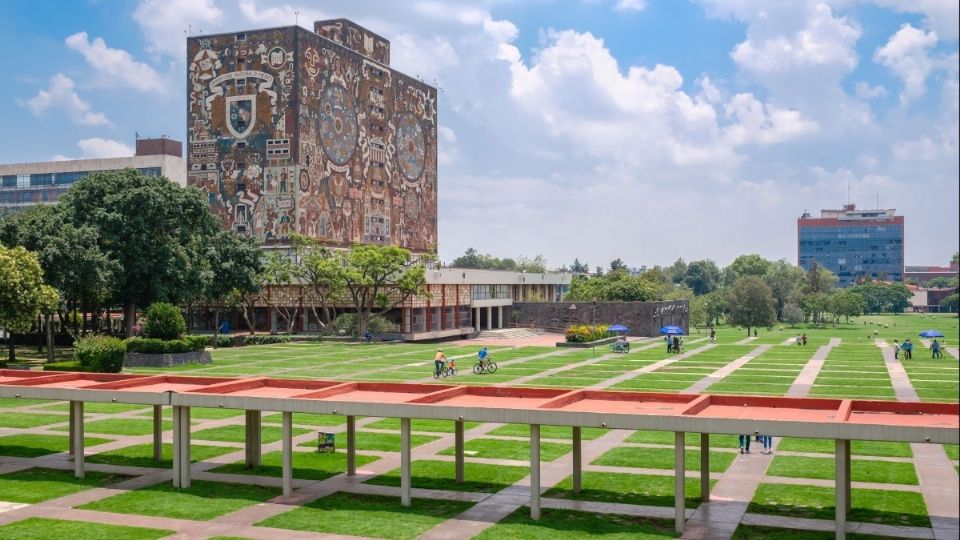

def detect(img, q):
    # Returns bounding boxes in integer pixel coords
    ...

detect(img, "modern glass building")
[797,204,904,286]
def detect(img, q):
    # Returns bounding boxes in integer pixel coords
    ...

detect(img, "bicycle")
[434,362,457,379]
[473,358,498,374]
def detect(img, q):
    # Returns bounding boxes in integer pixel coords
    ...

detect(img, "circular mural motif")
[395,113,426,181]
[318,85,358,166]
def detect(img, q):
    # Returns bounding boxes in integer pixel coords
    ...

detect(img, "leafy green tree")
[449,248,545,272]
[722,254,772,286]
[926,277,958,289]
[689,295,708,331]
[570,258,589,273]
[829,290,865,325]
[801,292,832,325]
[683,259,720,295]
[205,231,263,340]
[666,258,687,284]
[783,303,805,328]
[884,282,914,313]
[804,261,837,294]
[257,251,301,334]
[765,260,805,321]
[940,293,959,313]
[702,290,728,326]
[294,234,346,329]
[339,244,429,336]
[952,252,959,265]
[142,302,186,340]
[725,276,776,336]
[0,246,57,361]
[609,258,628,272]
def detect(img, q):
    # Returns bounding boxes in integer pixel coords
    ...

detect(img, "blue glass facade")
[0,167,166,213]
[798,219,904,286]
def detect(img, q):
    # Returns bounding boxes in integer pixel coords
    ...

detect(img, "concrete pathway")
[684,345,772,394]
[787,338,842,397]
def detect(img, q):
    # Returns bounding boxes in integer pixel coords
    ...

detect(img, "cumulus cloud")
[18,74,110,126]
[874,24,938,105]
[723,93,818,145]
[614,0,647,12]
[868,0,959,41]
[52,138,135,161]
[133,0,222,58]
[854,81,888,100]
[66,32,167,93]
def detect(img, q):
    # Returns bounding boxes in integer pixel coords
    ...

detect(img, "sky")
[1,0,957,269]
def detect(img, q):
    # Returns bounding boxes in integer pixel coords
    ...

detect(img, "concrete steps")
[475,328,544,339]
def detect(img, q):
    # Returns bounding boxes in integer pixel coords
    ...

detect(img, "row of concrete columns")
[65,402,855,538]
[473,306,504,332]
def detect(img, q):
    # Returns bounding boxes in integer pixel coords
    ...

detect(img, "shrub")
[124,336,207,354]
[74,335,126,373]
[44,360,90,372]
[565,324,612,343]
[142,302,186,340]
[333,313,358,336]
[366,315,397,333]
[243,335,291,346]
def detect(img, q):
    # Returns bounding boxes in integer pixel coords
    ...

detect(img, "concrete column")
[179,406,191,488]
[400,418,412,507]
[71,401,84,479]
[68,401,76,456]
[486,306,493,330]
[836,439,850,540]
[172,405,182,487]
[153,405,163,461]
[455,420,465,483]
[700,433,710,502]
[245,410,261,468]
[675,431,685,534]
[474,307,480,332]
[844,440,852,513]
[282,411,293,497]
[572,426,582,494]
[497,306,503,329]
[530,424,541,520]
[347,416,357,476]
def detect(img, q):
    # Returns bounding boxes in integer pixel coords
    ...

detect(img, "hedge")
[74,335,126,373]
[565,324,612,343]
[45,360,90,372]
[124,335,208,354]
[243,335,291,345]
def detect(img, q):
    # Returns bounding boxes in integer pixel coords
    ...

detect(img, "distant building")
[797,203,904,286]
[0,137,185,213]
[904,262,959,285]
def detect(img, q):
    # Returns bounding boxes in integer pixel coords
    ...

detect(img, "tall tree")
[294,234,346,328]
[765,259,805,321]
[570,258,589,273]
[725,276,776,336]
[683,259,721,295]
[829,289,865,325]
[258,251,302,334]
[666,258,688,285]
[804,261,837,294]
[0,246,57,361]
[340,244,430,335]
[205,231,263,340]
[609,258,628,272]
[722,254,772,286]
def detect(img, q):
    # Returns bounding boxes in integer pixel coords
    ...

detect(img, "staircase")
[475,328,545,340]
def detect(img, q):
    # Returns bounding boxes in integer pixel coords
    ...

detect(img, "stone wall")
[511,300,689,337]
[125,350,213,368]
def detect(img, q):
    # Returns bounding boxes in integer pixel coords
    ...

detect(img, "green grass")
[210,450,379,481]
[88,442,238,468]
[732,525,903,540]
[298,431,439,452]
[0,398,55,408]
[365,460,530,493]
[777,438,913,457]
[161,406,245,420]
[0,413,66,428]
[78,479,279,520]
[592,447,736,473]
[364,418,482,433]
[256,492,474,540]
[53,418,171,436]
[0,468,130,503]
[944,445,959,460]
[487,424,608,440]
[474,507,679,539]
[767,456,918,485]
[40,402,150,414]
[0,518,171,540]
[437,438,571,462]
[749,484,930,528]
[0,434,111,458]
[193,424,310,444]
[546,471,713,508]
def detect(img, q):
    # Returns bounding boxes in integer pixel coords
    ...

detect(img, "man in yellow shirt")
[434,350,448,377]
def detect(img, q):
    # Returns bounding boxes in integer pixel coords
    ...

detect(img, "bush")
[142,302,186,340]
[74,335,126,373]
[212,335,234,348]
[366,315,397,333]
[124,335,208,354]
[565,324,612,343]
[333,313,358,336]
[243,335,291,346]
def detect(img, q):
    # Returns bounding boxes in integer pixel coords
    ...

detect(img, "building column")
[71,401,84,479]
[530,424,541,520]
[486,306,493,330]
[282,411,293,497]
[700,433,710,502]
[347,416,357,476]
[245,410,261,468]
[172,405,181,487]
[675,431,685,534]
[497,306,503,329]
[474,307,480,332]
[572,426,582,494]
[455,420,465,483]
[153,405,163,462]
[400,418,412,507]
[68,401,76,456]
[179,406,191,488]
[836,439,850,540]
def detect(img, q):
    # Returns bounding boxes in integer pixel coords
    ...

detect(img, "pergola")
[2,369,957,539]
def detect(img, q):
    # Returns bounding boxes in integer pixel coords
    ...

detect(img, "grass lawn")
[777,438,912,458]
[0,468,130,503]
[363,418,482,433]
[0,434,111,458]
[0,518,170,540]
[732,524,902,540]
[297,431,439,452]
[592,447,735,473]
[53,418,172,436]
[365,460,530,493]
[88,442,238,468]
[767,456,918,485]
[943,445,958,460]
[255,492,474,540]
[161,406,246,420]
[0,413,66,429]
[437,438,571,462]
[193,424,310,444]
[473,507,679,539]
[487,424,608,440]
[546,471,712,508]
[41,402,150,414]
[749,484,930,528]
[0,398,54,408]
[78,479,279,520]
[209,450,379,481]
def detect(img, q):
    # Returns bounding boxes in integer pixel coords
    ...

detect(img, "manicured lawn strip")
[0,434,111,458]
[161,407,245,420]
[88,442,238,468]
[40,402,150,414]
[193,424,310,444]
[365,418,481,433]
[732,524,902,540]
[0,468,131,503]
[944,445,959,460]
[79,479,279,520]
[366,460,530,493]
[256,492,474,540]
[776,438,912,457]
[298,431,439,452]
[211,450,378,481]
[626,431,741,449]
[0,413,67,428]
[0,518,171,540]
[0,398,55,408]
[52,418,172,436]
[767,456,918,484]
[546,471,712,509]
[749,484,930,528]
[487,424,607,440]
[593,447,735,472]
[473,506,679,539]
[438,438,571,462]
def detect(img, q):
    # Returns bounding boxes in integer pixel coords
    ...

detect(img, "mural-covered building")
[186,19,437,252]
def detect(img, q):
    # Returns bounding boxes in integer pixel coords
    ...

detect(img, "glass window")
[1,175,16,187]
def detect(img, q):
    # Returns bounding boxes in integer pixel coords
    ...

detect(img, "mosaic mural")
[186,21,437,251]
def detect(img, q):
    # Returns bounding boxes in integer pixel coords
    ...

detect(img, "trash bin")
[317,432,335,453]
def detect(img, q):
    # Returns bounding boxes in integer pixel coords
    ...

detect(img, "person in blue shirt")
[931,339,942,359]
[478,346,490,367]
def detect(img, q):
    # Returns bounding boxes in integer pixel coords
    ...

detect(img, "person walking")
[931,339,942,359]
[905,339,914,360]
[893,339,900,360]
[757,434,773,454]
[738,434,751,454]
[801,334,808,346]
[665,334,672,353]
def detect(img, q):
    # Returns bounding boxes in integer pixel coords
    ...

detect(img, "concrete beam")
[675,431,685,534]
[347,415,356,476]
[700,433,710,502]
[572,426,582,494]
[455,420,464,483]
[400,417,411,507]
[282,411,293,497]
[71,401,84,479]
[531,424,541,520]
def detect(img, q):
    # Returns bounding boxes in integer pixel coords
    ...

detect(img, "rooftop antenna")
[184,24,192,37]
[847,180,851,206]
[294,10,300,27]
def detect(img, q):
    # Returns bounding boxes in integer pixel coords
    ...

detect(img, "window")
[1,175,16,188]
[236,33,246,41]
[137,167,163,177]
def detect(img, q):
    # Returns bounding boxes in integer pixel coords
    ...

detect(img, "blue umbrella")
[919,330,944,338]
[608,324,629,333]
[660,325,684,335]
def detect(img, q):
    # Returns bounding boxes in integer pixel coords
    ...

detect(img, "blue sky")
[1,0,957,268]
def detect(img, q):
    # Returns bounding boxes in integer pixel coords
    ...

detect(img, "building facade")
[904,262,958,285]
[797,204,905,287]
[0,138,185,214]
[186,19,438,251]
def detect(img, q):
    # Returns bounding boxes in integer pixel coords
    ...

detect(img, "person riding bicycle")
[477,346,490,368]
[434,350,448,377]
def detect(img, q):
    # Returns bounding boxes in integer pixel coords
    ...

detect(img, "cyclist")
[434,350,448,378]
[477,346,490,368]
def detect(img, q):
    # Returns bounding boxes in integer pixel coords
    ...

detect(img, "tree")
[800,292,832,325]
[204,231,263,341]
[0,246,56,361]
[804,261,837,295]
[295,235,347,329]
[783,303,804,328]
[609,258,628,272]
[340,244,429,336]
[722,254,772,286]
[952,252,959,265]
[689,295,707,332]
[683,259,720,295]
[257,251,302,334]
[449,248,545,272]
[570,258,589,273]
[940,293,959,313]
[666,258,687,285]
[829,290,865,325]
[702,290,728,327]
[725,276,776,336]
[765,260,805,321]
[926,276,959,289]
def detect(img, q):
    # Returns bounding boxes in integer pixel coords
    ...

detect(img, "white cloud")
[874,24,938,105]
[854,81,888,100]
[723,93,818,145]
[868,0,959,41]
[614,0,647,12]
[133,0,222,59]
[52,138,135,161]
[18,74,110,126]
[391,34,460,84]
[65,32,167,93]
